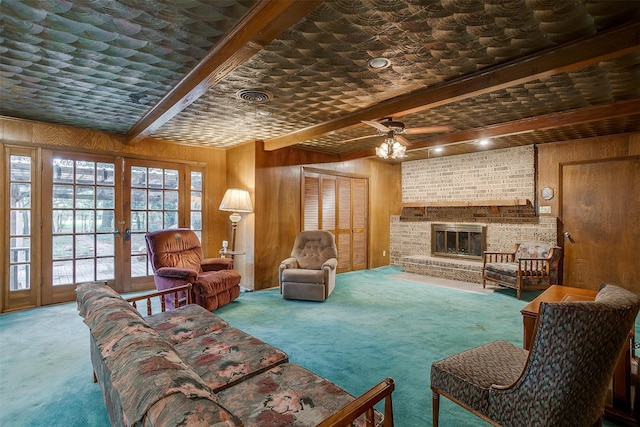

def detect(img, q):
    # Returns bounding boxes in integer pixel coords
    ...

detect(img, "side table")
[219,249,245,261]
[521,285,637,426]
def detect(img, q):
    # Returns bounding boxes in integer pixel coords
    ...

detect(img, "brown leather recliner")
[145,228,241,311]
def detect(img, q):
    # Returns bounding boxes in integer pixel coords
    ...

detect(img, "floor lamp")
[219,188,253,252]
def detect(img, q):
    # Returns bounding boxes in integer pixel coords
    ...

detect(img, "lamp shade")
[219,188,253,213]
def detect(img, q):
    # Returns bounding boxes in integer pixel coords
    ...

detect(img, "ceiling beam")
[264,20,640,151]
[339,98,640,161]
[125,0,323,145]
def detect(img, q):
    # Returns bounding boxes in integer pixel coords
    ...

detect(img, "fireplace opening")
[431,224,486,261]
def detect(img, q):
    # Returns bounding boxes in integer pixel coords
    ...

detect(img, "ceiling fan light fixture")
[376,137,405,159]
[368,57,391,70]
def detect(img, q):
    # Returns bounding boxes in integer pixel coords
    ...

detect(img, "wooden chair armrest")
[317,377,395,427]
[125,284,193,315]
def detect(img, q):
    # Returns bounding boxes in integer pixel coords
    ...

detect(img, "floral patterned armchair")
[482,241,562,299]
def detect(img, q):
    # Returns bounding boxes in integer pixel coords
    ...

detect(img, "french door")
[37,152,199,305]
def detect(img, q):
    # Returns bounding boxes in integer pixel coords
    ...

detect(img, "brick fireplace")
[390,145,559,284]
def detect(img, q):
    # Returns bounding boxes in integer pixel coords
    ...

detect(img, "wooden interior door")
[302,170,368,273]
[561,157,640,291]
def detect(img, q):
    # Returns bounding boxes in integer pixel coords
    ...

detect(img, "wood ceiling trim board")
[264,20,640,151]
[405,99,640,151]
[125,0,324,145]
[339,99,640,161]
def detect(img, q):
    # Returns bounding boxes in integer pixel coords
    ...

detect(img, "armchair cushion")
[291,230,338,270]
[514,241,553,261]
[431,341,528,416]
[282,268,325,284]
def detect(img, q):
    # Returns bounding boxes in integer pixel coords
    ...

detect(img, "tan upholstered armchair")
[279,230,338,301]
[145,228,241,310]
[482,241,562,299]
[430,284,640,427]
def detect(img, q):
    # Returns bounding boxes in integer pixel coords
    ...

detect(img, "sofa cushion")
[76,281,124,318]
[146,304,229,344]
[143,389,242,427]
[216,363,383,427]
[175,327,288,392]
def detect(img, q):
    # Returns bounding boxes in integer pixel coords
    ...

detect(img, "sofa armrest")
[126,284,193,315]
[317,377,395,427]
[156,267,198,280]
[201,257,234,272]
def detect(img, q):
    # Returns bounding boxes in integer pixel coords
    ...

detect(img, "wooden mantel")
[402,199,531,208]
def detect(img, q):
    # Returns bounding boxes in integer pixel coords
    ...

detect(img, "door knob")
[563,231,575,243]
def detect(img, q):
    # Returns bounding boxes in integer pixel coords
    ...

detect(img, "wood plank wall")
[537,132,640,216]
[250,141,402,290]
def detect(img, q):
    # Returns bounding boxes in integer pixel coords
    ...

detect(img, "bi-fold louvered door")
[302,169,368,273]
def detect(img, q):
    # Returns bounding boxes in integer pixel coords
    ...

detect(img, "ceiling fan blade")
[362,120,390,133]
[340,134,378,144]
[396,135,411,146]
[405,125,454,134]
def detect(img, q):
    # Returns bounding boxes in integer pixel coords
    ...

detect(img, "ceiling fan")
[347,118,453,159]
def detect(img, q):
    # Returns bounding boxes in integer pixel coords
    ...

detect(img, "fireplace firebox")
[431,224,486,260]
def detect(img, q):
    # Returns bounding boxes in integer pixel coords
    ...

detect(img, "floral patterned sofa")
[76,282,394,427]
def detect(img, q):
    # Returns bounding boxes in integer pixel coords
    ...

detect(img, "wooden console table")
[521,285,637,425]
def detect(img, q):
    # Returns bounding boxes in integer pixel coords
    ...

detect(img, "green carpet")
[0,266,630,426]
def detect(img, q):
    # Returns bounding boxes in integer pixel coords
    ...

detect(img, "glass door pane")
[129,165,181,278]
[51,159,116,285]
[4,147,39,312]
[9,155,33,291]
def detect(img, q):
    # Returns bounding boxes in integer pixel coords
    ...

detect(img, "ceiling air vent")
[236,89,272,103]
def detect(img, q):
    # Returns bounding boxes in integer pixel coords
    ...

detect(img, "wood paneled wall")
[0,116,229,278]
[225,142,256,289]
[250,141,402,290]
[537,132,640,217]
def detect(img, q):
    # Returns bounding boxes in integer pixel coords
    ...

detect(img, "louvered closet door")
[302,171,368,273]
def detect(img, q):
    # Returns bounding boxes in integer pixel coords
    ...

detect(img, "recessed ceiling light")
[368,57,391,69]
[478,138,490,146]
[433,147,444,153]
[256,110,271,117]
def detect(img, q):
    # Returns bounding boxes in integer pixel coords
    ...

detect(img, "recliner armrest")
[280,257,299,270]
[322,258,338,270]
[201,257,234,271]
[155,267,198,281]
